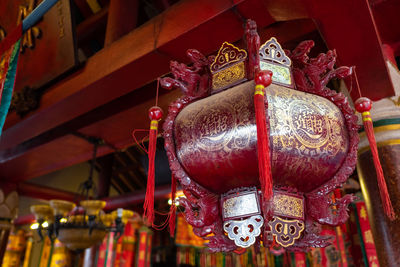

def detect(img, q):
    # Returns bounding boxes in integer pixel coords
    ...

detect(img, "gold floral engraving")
[176,82,255,155]
[273,194,304,219]
[289,100,330,148]
[222,193,260,219]
[268,216,305,247]
[212,62,246,91]
[260,61,291,86]
[268,85,348,191]
[268,86,346,155]
[174,81,348,193]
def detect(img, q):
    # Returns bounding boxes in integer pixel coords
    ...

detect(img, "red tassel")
[143,106,163,225]
[169,175,177,237]
[355,97,395,220]
[254,70,273,200]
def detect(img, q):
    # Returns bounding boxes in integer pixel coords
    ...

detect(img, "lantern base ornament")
[268,217,305,248]
[224,215,264,248]
[158,20,358,253]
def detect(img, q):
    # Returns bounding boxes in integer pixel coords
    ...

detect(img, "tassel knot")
[254,70,273,200]
[355,97,395,220]
[143,106,163,225]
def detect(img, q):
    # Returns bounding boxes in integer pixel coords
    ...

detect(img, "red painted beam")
[104,0,138,46]
[103,184,171,211]
[305,0,395,101]
[262,0,396,100]
[14,184,172,225]
[0,0,274,152]
[370,0,400,47]
[16,182,79,202]
[76,5,109,46]
[0,89,181,182]
[0,20,318,182]
[13,214,35,226]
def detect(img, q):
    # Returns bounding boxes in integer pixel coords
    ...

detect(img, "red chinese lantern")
[137,19,391,253]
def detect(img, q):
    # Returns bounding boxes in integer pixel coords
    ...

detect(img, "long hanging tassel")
[254,70,273,200]
[168,175,177,237]
[355,97,395,220]
[143,106,163,225]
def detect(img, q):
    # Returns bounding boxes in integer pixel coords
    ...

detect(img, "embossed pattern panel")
[174,81,348,194]
[273,193,304,220]
[222,192,260,219]
[212,62,246,91]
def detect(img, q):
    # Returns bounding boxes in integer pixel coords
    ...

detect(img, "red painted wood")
[263,0,396,100]
[0,90,180,182]
[263,0,308,21]
[76,6,109,46]
[0,21,318,182]
[102,184,171,211]
[2,0,271,152]
[13,184,172,225]
[371,0,400,50]
[74,0,94,18]
[17,182,78,201]
[3,0,392,185]
[305,0,395,101]
[104,0,138,46]
[0,0,277,182]
[13,214,35,226]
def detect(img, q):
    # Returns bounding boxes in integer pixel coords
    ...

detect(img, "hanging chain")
[80,137,102,200]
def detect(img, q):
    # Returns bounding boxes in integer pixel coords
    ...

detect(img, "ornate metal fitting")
[210,42,247,92]
[259,37,293,88]
[272,191,305,220]
[268,216,305,247]
[223,215,264,248]
[221,187,261,220]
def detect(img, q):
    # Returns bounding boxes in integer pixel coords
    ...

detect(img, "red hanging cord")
[254,70,273,200]
[142,79,163,226]
[353,69,395,220]
[143,106,162,225]
[134,78,178,231]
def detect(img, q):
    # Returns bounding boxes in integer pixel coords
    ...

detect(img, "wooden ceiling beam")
[266,0,398,100]
[0,19,319,182]
[116,173,135,192]
[0,89,179,182]
[0,0,275,152]
[114,153,145,188]
[16,182,79,201]
[76,5,109,46]
[14,184,172,225]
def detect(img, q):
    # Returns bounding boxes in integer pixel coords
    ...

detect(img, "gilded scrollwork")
[269,86,346,157]
[175,83,256,156]
[268,85,348,191]
[273,193,304,219]
[212,62,246,91]
[174,81,348,193]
